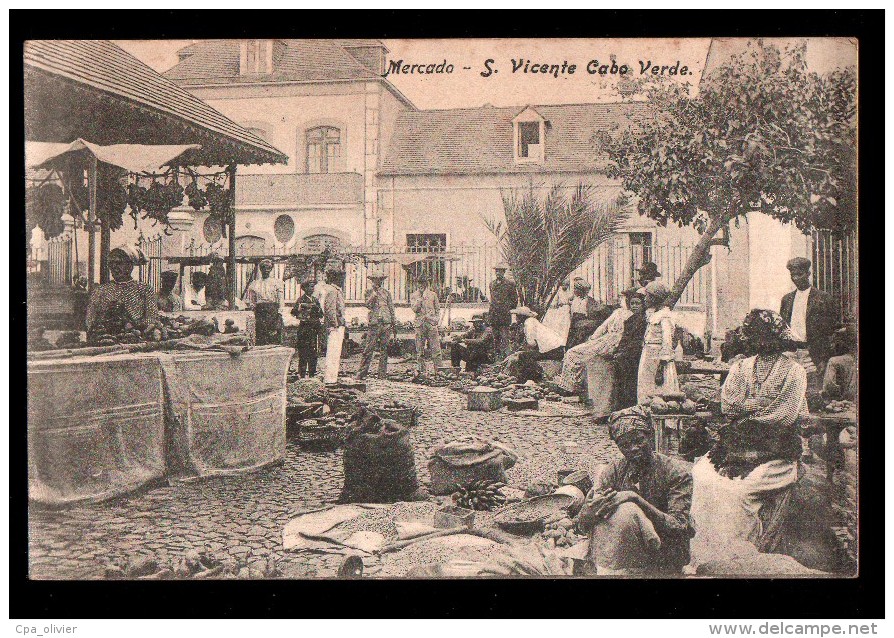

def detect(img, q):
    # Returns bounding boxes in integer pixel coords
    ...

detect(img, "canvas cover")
[28,353,166,506]
[159,347,293,477]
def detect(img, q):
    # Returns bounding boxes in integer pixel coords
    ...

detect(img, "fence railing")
[812,228,857,324]
[150,237,709,309]
[138,233,164,293]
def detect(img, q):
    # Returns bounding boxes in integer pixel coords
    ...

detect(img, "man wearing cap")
[291,277,324,378]
[157,270,183,312]
[577,406,693,575]
[245,258,285,345]
[489,264,518,359]
[780,257,837,394]
[637,262,662,288]
[450,314,494,374]
[410,273,443,379]
[356,271,397,380]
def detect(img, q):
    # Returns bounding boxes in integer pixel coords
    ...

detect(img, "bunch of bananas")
[451,479,506,511]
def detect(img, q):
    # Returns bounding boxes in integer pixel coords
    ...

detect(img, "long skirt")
[637,344,679,403]
[586,502,662,575]
[254,302,283,346]
[585,356,615,418]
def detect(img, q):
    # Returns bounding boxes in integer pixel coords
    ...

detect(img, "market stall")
[27,344,294,505]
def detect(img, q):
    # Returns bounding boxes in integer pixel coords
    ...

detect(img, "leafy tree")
[482,184,624,314]
[603,40,856,307]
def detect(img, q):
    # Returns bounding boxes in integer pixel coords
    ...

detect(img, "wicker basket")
[297,419,349,448]
[493,493,575,534]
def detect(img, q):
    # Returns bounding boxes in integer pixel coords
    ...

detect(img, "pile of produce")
[648,393,699,415]
[451,480,507,511]
[821,400,855,414]
[103,549,280,580]
[88,319,165,346]
[158,314,217,340]
[287,378,360,416]
[538,513,583,549]
[503,381,562,403]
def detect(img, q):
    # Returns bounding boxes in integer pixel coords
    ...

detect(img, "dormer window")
[240,40,272,75]
[513,107,547,163]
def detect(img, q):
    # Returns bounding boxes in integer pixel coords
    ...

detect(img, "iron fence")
[150,236,709,308]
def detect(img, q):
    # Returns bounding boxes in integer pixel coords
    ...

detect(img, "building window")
[306,126,341,174]
[628,232,654,286]
[274,215,295,244]
[242,40,270,75]
[302,233,342,254]
[517,121,541,159]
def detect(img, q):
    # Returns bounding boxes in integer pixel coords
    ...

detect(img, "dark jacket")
[780,287,837,367]
[291,293,323,331]
[612,311,648,409]
[489,278,518,327]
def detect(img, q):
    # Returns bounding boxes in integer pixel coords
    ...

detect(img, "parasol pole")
[226,163,237,309]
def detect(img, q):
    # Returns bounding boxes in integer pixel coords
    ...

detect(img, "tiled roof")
[379,102,652,176]
[334,39,389,51]
[164,39,380,85]
[24,40,288,165]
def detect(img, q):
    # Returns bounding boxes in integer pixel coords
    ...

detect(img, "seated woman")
[85,246,160,341]
[555,288,642,418]
[690,309,841,574]
[577,406,694,575]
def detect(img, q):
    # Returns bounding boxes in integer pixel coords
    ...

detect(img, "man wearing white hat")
[356,270,397,380]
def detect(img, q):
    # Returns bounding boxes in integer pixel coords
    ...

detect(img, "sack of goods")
[428,439,519,496]
[339,408,420,504]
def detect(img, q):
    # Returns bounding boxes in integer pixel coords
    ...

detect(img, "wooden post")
[227,163,237,309]
[100,220,111,284]
[87,156,98,291]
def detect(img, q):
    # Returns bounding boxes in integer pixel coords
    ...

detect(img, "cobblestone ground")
[28,355,616,580]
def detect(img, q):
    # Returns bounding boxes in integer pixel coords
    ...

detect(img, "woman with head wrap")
[636,281,680,403]
[85,246,160,341]
[577,405,694,574]
[689,310,838,573]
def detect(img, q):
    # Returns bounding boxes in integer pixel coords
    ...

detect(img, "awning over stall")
[28,139,201,174]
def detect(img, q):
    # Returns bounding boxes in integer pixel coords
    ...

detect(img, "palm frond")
[494,183,626,314]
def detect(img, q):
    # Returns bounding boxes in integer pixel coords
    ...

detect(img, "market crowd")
[61,245,856,576]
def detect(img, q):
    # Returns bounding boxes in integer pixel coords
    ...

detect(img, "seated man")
[508,306,565,383]
[450,314,494,373]
[156,270,183,312]
[577,406,694,575]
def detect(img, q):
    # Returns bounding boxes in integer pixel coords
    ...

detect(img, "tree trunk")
[667,213,727,309]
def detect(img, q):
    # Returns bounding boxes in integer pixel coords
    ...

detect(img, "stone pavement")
[28,356,616,580]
